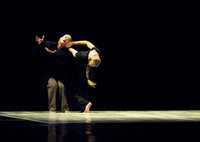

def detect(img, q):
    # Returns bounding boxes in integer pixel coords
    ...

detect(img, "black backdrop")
[0,3,198,110]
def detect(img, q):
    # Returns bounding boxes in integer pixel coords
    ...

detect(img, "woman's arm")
[86,65,97,88]
[72,40,95,49]
[68,48,78,57]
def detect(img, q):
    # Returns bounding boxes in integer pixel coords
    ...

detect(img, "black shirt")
[32,40,57,82]
[51,48,75,84]
[75,47,101,82]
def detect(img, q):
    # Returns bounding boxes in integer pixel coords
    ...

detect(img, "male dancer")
[33,33,69,112]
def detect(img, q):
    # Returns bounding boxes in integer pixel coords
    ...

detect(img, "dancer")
[58,34,101,112]
[58,34,101,88]
[33,33,69,112]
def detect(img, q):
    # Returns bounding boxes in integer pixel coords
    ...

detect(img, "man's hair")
[35,32,45,38]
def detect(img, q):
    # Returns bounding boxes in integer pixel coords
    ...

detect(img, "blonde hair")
[57,34,72,48]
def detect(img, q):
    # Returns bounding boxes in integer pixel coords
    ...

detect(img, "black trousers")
[69,78,90,111]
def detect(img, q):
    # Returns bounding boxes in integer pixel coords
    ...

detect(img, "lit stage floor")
[0,111,200,124]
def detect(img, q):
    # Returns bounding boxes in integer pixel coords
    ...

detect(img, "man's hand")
[87,80,96,88]
[45,47,56,54]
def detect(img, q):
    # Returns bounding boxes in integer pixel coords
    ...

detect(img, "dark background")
[0,2,198,110]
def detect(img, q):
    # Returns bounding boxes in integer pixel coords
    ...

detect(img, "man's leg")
[47,78,57,111]
[58,81,69,112]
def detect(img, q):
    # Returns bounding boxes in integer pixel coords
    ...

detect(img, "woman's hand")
[87,79,96,88]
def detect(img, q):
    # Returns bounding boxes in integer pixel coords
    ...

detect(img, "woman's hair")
[57,38,62,48]
[57,34,72,48]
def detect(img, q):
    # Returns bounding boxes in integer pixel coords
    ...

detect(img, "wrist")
[90,47,96,50]
[68,47,72,50]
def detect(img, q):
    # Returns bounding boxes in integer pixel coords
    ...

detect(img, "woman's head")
[57,34,72,48]
[88,50,101,67]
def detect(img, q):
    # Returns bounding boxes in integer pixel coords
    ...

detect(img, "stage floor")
[0,110,200,124]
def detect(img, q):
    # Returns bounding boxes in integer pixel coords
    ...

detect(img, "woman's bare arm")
[72,40,95,49]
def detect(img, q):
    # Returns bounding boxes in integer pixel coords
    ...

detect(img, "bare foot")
[84,102,92,113]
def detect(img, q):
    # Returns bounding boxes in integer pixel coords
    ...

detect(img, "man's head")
[35,33,45,45]
[58,34,72,48]
[88,50,101,67]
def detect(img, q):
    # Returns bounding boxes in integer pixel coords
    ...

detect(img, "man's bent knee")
[57,81,64,89]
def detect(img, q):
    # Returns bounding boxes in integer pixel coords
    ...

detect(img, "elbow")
[82,40,90,44]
